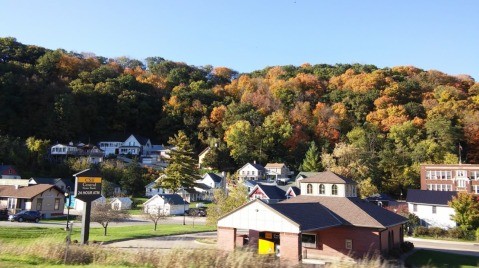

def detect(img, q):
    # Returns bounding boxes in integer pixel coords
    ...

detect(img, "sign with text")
[75,174,102,202]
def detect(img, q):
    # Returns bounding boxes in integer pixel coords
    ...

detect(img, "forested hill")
[1,37,478,194]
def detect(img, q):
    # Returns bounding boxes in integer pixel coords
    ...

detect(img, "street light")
[64,186,71,231]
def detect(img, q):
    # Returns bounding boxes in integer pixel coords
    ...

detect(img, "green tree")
[301,141,322,172]
[224,120,258,165]
[156,131,198,191]
[120,157,145,196]
[25,137,50,173]
[206,173,248,226]
[358,177,378,198]
[448,192,479,231]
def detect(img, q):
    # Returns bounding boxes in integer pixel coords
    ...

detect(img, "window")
[8,169,12,174]
[252,171,255,175]
[332,184,338,195]
[456,170,467,177]
[36,199,43,211]
[54,199,60,210]
[426,184,431,190]
[307,184,313,194]
[254,194,263,199]
[301,234,317,248]
[319,184,325,194]
[352,186,356,196]
[413,204,417,212]
[472,171,479,180]
[457,180,466,187]
[345,239,352,250]
[474,185,479,194]
[7,198,17,209]
[432,206,437,214]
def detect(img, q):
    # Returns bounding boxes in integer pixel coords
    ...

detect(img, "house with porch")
[145,175,169,197]
[0,184,65,216]
[218,171,408,264]
[118,134,152,156]
[264,163,292,184]
[49,142,104,163]
[238,162,265,181]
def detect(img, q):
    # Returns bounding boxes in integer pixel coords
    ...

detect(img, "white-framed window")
[473,185,479,194]
[301,234,317,248]
[352,186,356,196]
[457,179,466,187]
[471,171,479,180]
[345,239,353,249]
[426,184,432,190]
[413,204,417,212]
[332,184,338,195]
[254,194,263,199]
[319,184,325,195]
[456,170,467,177]
[7,198,17,209]
[432,206,437,214]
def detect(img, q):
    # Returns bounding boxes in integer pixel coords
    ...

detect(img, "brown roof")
[265,163,286,168]
[280,195,407,229]
[0,184,62,198]
[301,171,357,184]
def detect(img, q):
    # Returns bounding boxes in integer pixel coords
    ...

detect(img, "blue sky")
[2,1,478,80]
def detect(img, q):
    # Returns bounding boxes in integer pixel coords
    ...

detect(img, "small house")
[406,189,457,229]
[143,194,189,215]
[0,184,65,216]
[0,165,21,179]
[110,197,132,210]
[238,162,265,181]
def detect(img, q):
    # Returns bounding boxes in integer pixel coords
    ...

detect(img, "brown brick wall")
[280,232,300,264]
[303,226,381,259]
[217,227,236,251]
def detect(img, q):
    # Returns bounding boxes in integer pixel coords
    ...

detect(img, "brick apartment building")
[420,164,479,193]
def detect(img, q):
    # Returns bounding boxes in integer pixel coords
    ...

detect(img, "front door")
[36,199,43,211]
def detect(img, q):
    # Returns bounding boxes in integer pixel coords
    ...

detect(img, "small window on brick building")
[301,234,316,248]
[345,239,352,249]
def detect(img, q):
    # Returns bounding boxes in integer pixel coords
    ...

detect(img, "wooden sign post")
[73,169,102,245]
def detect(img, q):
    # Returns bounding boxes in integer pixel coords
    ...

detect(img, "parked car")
[9,211,42,223]
[198,207,207,217]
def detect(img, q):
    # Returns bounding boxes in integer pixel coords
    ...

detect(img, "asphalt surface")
[405,237,479,257]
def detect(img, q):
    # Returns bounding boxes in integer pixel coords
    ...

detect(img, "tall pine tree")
[301,141,322,172]
[157,130,198,191]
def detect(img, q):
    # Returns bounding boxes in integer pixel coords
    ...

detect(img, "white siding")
[408,202,456,229]
[218,201,300,233]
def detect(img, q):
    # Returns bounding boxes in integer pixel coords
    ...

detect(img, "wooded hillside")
[1,37,478,195]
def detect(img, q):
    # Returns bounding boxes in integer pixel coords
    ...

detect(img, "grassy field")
[405,249,479,268]
[0,224,216,244]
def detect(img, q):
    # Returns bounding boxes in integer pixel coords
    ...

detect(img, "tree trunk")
[104,222,109,236]
[154,223,157,231]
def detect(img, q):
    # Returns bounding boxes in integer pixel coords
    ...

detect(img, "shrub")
[448,227,464,239]
[413,226,429,237]
[428,227,446,238]
[475,228,479,241]
[388,247,403,259]
[72,240,78,244]
[400,241,414,253]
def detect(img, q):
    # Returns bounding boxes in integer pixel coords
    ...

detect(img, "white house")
[143,194,189,215]
[406,189,457,229]
[264,163,292,183]
[49,142,104,164]
[97,141,123,157]
[119,134,152,156]
[294,172,321,188]
[145,175,169,197]
[110,197,132,210]
[74,195,106,211]
[238,162,265,181]
[198,147,211,168]
[199,173,224,189]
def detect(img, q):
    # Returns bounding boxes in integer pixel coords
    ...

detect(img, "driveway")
[104,231,217,251]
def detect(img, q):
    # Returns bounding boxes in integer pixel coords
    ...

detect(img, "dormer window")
[332,185,338,195]
[319,184,325,194]
[307,184,313,194]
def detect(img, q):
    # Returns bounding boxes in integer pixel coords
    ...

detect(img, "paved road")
[105,231,217,251]
[405,237,479,257]
[0,214,206,228]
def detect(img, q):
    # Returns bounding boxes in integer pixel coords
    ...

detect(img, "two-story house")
[264,163,292,183]
[50,142,104,164]
[217,170,408,264]
[421,164,479,193]
[97,141,123,157]
[238,162,265,181]
[119,134,152,156]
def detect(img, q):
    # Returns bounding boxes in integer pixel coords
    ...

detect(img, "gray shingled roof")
[257,184,287,200]
[132,134,150,145]
[204,173,223,183]
[301,171,357,184]
[280,195,407,228]
[406,189,458,206]
[364,193,396,202]
[269,202,342,231]
[157,194,189,205]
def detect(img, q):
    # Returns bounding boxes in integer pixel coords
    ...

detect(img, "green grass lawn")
[405,249,479,268]
[0,224,217,244]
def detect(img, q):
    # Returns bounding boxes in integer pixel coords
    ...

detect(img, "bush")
[413,226,429,237]
[428,227,446,238]
[448,227,464,239]
[400,241,414,253]
[388,247,403,259]
[475,228,479,241]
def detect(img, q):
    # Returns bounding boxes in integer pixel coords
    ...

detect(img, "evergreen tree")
[301,141,322,172]
[120,157,144,196]
[157,131,198,191]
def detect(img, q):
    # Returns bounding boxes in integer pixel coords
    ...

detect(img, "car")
[197,207,207,217]
[9,211,42,223]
